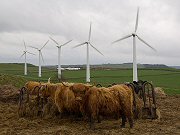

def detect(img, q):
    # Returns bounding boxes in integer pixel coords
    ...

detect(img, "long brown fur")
[79,84,134,129]
[109,85,133,118]
[84,87,120,117]
[54,85,82,116]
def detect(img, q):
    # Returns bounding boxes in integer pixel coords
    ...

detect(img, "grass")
[163,88,180,95]
[0,63,179,95]
[0,74,27,88]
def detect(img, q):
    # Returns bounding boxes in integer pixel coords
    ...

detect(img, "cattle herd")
[18,80,149,130]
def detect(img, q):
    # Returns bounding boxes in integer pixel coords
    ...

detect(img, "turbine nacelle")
[28,40,49,65]
[20,41,35,58]
[132,33,136,37]
[49,36,72,48]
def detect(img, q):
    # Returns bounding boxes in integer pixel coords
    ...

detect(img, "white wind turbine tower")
[112,8,156,82]
[49,37,72,79]
[74,22,103,83]
[29,40,49,77]
[20,40,35,75]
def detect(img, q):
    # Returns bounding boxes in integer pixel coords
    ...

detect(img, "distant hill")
[0,63,36,70]
[170,66,180,69]
[44,63,171,69]
[91,63,170,69]
[0,63,175,70]
[143,64,169,69]
[91,63,144,69]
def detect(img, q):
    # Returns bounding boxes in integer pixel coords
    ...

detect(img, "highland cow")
[73,85,134,129]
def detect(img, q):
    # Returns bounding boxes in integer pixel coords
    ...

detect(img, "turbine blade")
[112,34,132,44]
[41,40,49,50]
[136,35,156,51]
[20,52,26,58]
[90,43,104,56]
[49,36,59,45]
[27,51,35,55]
[73,42,87,48]
[23,40,26,50]
[61,39,72,47]
[40,51,45,64]
[28,46,39,50]
[88,22,92,42]
[135,7,139,33]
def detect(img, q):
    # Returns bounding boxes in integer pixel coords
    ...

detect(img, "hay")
[18,96,42,118]
[43,98,59,119]
[154,87,167,98]
[0,84,19,102]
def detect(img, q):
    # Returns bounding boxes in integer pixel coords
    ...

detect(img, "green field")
[0,63,180,95]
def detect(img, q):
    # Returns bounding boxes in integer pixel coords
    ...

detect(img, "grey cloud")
[0,0,180,66]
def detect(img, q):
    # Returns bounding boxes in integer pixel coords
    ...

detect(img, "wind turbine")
[49,36,72,79]
[74,22,103,83]
[112,8,156,82]
[29,40,49,77]
[20,40,35,75]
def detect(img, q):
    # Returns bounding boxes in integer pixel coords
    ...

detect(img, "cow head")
[69,83,92,101]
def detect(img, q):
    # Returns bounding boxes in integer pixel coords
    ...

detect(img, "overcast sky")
[0,0,180,66]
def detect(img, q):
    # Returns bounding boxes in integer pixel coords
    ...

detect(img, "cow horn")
[48,77,51,83]
[61,81,68,87]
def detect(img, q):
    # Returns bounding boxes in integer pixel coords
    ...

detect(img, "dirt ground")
[0,86,180,135]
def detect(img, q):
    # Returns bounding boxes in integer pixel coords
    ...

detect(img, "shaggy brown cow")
[73,85,134,129]
[39,83,60,117]
[24,81,41,95]
[24,80,51,102]
[54,85,76,116]
[41,83,81,117]
[111,84,143,119]
[54,83,92,117]
[108,85,134,128]
[69,83,93,115]
[70,83,91,98]
[40,83,58,99]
